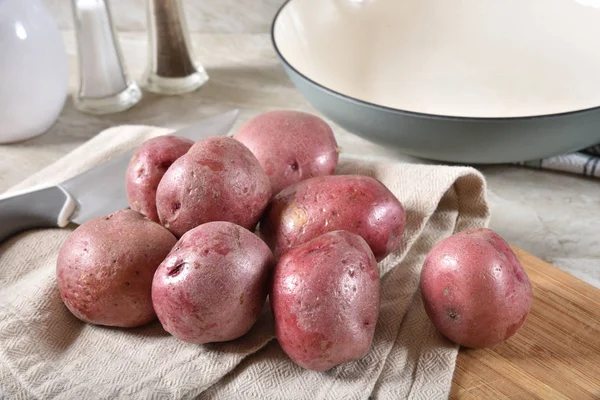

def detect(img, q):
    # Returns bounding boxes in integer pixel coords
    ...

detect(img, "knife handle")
[0,186,75,243]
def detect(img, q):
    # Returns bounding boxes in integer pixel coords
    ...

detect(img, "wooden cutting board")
[451,247,600,399]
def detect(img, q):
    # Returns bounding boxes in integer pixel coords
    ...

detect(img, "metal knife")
[0,109,239,242]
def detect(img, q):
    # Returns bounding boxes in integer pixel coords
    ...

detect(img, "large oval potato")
[156,136,271,237]
[234,110,339,194]
[271,230,380,371]
[126,135,193,222]
[260,175,406,261]
[420,228,533,348]
[56,209,177,328]
[152,221,274,344]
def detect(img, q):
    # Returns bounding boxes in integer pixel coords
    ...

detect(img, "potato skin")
[156,136,272,238]
[152,221,274,344]
[126,135,193,222]
[271,230,380,371]
[234,110,339,194]
[56,209,177,328]
[420,228,533,348]
[260,175,406,261]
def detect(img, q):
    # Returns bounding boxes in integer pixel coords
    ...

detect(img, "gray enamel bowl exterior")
[276,58,600,164]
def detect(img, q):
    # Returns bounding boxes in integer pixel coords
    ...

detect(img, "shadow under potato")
[121,319,171,338]
[52,315,171,345]
[203,300,275,355]
[39,289,86,352]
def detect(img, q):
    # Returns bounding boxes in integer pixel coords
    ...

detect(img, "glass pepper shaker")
[71,0,142,114]
[143,0,209,95]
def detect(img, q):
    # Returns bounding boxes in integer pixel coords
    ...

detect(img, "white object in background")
[0,0,68,144]
[72,0,142,114]
[575,0,600,8]
[274,0,600,119]
[76,0,126,97]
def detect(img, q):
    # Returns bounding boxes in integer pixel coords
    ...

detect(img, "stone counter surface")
[1,1,598,287]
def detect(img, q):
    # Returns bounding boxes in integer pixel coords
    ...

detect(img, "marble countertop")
[1,1,598,288]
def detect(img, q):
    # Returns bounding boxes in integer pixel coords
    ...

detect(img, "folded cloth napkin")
[517,144,600,178]
[0,125,490,400]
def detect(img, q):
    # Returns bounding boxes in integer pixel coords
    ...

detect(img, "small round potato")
[56,209,177,328]
[126,135,193,222]
[152,221,274,344]
[234,110,339,194]
[260,175,406,261]
[420,228,533,348]
[271,230,380,371]
[156,136,272,237]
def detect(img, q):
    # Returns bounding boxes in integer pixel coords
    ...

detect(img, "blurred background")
[44,0,283,32]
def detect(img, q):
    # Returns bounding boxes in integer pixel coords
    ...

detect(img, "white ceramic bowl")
[272,0,600,163]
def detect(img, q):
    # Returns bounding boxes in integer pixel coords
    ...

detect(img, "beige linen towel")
[0,125,489,400]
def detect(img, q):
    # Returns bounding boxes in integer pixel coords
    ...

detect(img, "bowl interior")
[273,0,600,119]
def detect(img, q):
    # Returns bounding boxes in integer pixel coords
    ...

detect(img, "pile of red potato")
[56,110,533,371]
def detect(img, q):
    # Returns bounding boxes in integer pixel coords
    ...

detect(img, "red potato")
[233,110,339,194]
[271,230,380,371]
[126,135,193,222]
[152,221,274,344]
[155,136,272,237]
[56,209,177,328]
[260,175,406,261]
[420,228,533,348]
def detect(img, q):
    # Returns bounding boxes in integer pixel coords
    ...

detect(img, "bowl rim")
[271,0,600,122]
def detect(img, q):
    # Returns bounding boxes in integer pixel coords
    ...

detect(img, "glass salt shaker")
[143,0,209,95]
[71,0,142,114]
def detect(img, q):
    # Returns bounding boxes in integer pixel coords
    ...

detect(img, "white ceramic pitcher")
[0,0,68,143]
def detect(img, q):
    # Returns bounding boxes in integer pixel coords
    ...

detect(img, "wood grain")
[451,247,600,399]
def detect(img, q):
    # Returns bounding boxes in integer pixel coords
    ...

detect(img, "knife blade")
[0,109,239,242]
